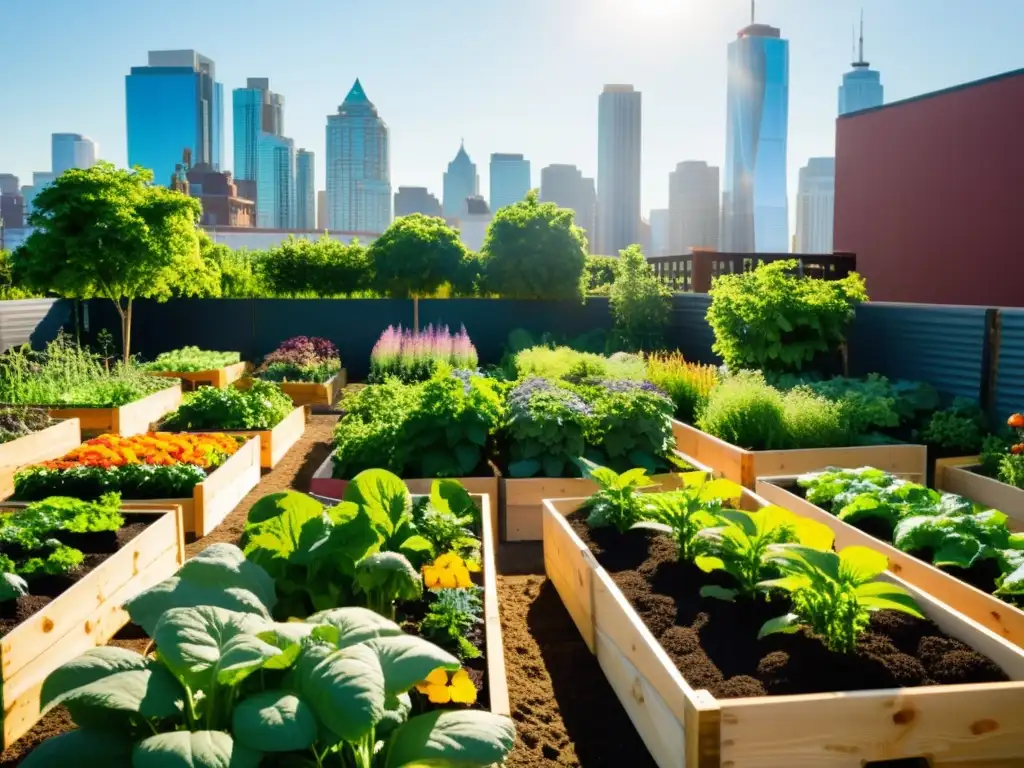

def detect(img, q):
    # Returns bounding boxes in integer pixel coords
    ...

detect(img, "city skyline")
[3,1,1023,235]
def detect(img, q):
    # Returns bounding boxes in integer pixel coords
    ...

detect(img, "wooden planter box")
[148,361,249,391]
[542,496,1024,768]
[935,456,1024,514]
[0,503,186,748]
[756,475,1024,650]
[46,384,183,438]
[478,493,510,718]
[163,406,306,470]
[672,419,928,489]
[107,436,261,538]
[0,419,82,500]
[310,455,500,554]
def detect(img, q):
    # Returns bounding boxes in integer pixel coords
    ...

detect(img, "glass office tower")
[721,24,789,253]
[256,133,295,229]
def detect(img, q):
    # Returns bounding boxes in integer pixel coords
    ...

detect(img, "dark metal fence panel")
[847,303,987,399]
[994,309,1024,418]
[0,299,72,352]
[667,294,720,364]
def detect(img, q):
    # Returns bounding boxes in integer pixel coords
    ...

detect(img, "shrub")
[0,407,54,444]
[697,371,788,450]
[585,254,619,295]
[920,398,989,452]
[258,236,369,296]
[645,352,720,423]
[369,324,478,383]
[581,379,675,471]
[706,259,868,373]
[513,346,644,381]
[370,214,467,299]
[163,380,294,431]
[141,347,240,372]
[609,244,671,350]
[256,336,341,383]
[332,379,419,476]
[780,387,848,449]
[506,378,592,477]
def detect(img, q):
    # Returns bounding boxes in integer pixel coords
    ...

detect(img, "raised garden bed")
[162,405,306,470]
[542,495,1024,767]
[240,370,346,409]
[147,360,249,391]
[46,384,182,437]
[672,419,928,488]
[756,473,1024,650]
[935,455,1024,514]
[0,500,185,748]
[0,418,81,500]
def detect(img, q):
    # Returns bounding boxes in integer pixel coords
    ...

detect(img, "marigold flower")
[415,668,476,705]
[1010,413,1024,430]
[31,432,242,472]
[1012,443,1024,455]
[422,553,473,589]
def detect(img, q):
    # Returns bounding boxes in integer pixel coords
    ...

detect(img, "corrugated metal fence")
[0,299,72,353]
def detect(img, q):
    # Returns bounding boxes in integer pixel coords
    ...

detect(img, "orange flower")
[32,432,243,472]
[1012,444,1024,455]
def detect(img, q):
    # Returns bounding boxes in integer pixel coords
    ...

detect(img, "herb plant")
[758,545,924,653]
[576,458,660,533]
[513,346,645,381]
[420,586,484,660]
[163,379,294,431]
[645,352,719,423]
[141,347,241,372]
[0,406,54,444]
[416,480,481,562]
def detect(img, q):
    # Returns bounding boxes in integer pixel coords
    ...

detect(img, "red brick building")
[186,164,255,228]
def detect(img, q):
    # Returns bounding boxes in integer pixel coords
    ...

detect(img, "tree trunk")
[413,295,419,333]
[112,297,133,366]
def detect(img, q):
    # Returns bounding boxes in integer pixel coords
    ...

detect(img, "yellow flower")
[422,553,473,589]
[415,668,477,705]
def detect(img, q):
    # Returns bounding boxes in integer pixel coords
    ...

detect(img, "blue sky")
[2,0,1022,225]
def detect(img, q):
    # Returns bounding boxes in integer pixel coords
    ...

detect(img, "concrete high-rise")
[839,15,884,115]
[51,133,97,176]
[317,191,328,230]
[722,14,789,253]
[0,175,19,196]
[233,78,284,183]
[795,157,835,254]
[395,187,442,218]
[539,164,596,252]
[649,209,671,257]
[443,142,479,219]
[256,134,295,229]
[597,84,642,256]
[296,149,315,230]
[125,50,223,186]
[669,161,720,254]
[21,172,56,217]
[489,153,530,212]
[325,79,391,234]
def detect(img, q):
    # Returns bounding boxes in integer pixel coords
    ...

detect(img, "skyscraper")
[395,187,442,218]
[51,133,97,176]
[317,190,328,230]
[296,149,315,230]
[489,153,531,212]
[649,209,671,257]
[539,164,596,252]
[795,157,835,254]
[326,80,391,234]
[21,172,56,217]
[256,134,295,229]
[0,175,19,196]
[721,13,789,253]
[839,15,884,115]
[125,50,223,186]
[669,161,720,253]
[443,142,479,219]
[233,78,284,183]
[597,85,642,256]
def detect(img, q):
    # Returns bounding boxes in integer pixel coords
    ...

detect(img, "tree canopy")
[480,190,587,300]
[609,244,671,350]
[369,214,467,298]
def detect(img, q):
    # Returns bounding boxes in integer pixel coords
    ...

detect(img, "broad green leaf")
[232,690,318,753]
[618,467,655,489]
[454,443,480,475]
[344,469,411,538]
[757,613,803,639]
[41,647,182,725]
[838,546,889,584]
[855,581,925,618]
[399,534,435,561]
[306,606,404,648]
[368,634,459,695]
[378,692,412,738]
[383,710,516,768]
[996,560,1024,596]
[699,585,737,602]
[507,458,540,478]
[430,480,475,522]
[699,478,744,503]
[154,606,283,692]
[694,555,725,574]
[933,535,983,569]
[132,731,259,768]
[325,507,381,576]
[678,470,711,488]
[768,544,842,581]
[172,544,277,613]
[20,729,133,768]
[757,574,810,593]
[126,576,271,639]
[295,642,385,742]
[792,517,836,551]
[246,490,324,527]
[355,551,423,608]
[243,492,331,570]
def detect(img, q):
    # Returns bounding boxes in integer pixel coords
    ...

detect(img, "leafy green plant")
[419,586,484,660]
[513,346,645,381]
[163,379,294,431]
[576,458,660,533]
[758,545,924,653]
[18,545,85,578]
[645,352,720,423]
[695,505,835,601]
[343,469,434,566]
[415,480,481,562]
[582,379,676,471]
[584,254,619,294]
[332,378,421,477]
[706,259,868,373]
[141,347,241,372]
[609,244,671,351]
[920,398,989,452]
[506,378,591,478]
[0,406,54,444]
[13,462,209,502]
[353,551,423,620]
[630,475,745,561]
[0,493,124,551]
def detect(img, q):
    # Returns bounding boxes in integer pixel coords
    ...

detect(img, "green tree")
[609,244,671,350]
[13,162,204,362]
[481,190,587,300]
[258,235,369,297]
[584,254,620,295]
[369,214,467,328]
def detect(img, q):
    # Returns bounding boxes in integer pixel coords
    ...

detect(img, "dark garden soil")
[568,511,1008,699]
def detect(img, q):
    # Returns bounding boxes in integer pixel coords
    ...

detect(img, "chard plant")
[696,505,835,601]
[576,458,660,533]
[758,544,924,653]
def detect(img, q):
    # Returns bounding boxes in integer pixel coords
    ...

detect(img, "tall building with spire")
[839,13,884,115]
[721,3,789,253]
[325,79,391,234]
[443,142,479,218]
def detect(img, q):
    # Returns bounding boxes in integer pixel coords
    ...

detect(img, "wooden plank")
[0,419,81,500]
[542,500,596,652]
[113,384,183,437]
[936,458,1024,528]
[148,361,250,391]
[218,405,306,468]
[756,478,1024,650]
[0,505,184,747]
[480,495,510,718]
[505,478,598,541]
[275,371,345,408]
[192,436,261,537]
[46,406,113,436]
[671,420,746,485]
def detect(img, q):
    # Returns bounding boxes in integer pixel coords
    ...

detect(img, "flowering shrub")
[506,377,592,478]
[645,352,720,423]
[12,432,243,501]
[256,336,341,383]
[369,324,478,383]
[580,378,675,471]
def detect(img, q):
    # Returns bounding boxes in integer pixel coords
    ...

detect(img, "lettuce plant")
[576,458,660,533]
[354,552,423,620]
[695,505,835,601]
[758,544,924,653]
[342,469,434,566]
